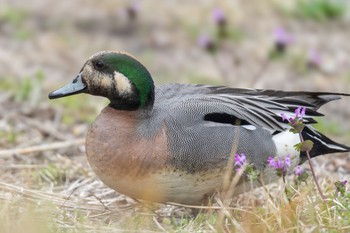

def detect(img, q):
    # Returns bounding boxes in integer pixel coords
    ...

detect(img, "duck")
[49,50,350,205]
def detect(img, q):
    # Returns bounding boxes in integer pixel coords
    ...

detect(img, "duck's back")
[151,84,287,173]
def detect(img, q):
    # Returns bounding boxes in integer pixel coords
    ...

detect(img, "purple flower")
[234,153,247,171]
[131,1,140,12]
[281,113,293,123]
[308,49,321,68]
[295,107,306,119]
[267,156,275,167]
[281,113,288,121]
[273,27,293,45]
[273,27,293,53]
[267,154,291,176]
[285,155,291,167]
[335,179,348,196]
[212,8,226,25]
[198,34,215,52]
[127,1,140,20]
[295,165,303,176]
[198,35,210,47]
[276,158,285,169]
[281,106,306,124]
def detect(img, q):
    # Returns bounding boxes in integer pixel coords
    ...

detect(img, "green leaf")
[291,121,305,133]
[294,140,314,152]
[295,172,309,185]
[246,164,260,182]
[289,128,299,134]
[335,181,347,196]
[294,0,345,21]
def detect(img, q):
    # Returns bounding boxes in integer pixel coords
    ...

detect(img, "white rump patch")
[114,71,132,95]
[272,131,300,158]
[271,131,301,169]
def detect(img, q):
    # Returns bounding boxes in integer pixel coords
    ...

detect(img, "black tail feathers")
[300,126,350,163]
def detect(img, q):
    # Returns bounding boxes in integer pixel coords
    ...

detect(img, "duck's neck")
[108,86,155,115]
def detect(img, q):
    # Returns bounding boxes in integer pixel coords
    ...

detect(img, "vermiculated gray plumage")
[139,84,350,173]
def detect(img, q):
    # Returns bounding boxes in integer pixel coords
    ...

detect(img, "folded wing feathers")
[188,94,342,131]
[164,85,348,131]
[225,97,285,130]
[208,86,348,109]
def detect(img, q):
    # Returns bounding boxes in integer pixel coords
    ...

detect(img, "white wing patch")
[114,71,132,95]
[242,125,256,130]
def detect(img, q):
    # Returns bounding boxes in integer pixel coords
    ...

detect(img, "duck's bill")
[48,74,87,99]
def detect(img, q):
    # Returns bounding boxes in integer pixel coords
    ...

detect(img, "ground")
[1,0,350,232]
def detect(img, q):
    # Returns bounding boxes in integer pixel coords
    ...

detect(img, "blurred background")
[0,0,350,230]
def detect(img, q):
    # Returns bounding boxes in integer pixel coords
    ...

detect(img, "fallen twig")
[0,138,85,157]
[20,116,69,141]
[0,182,132,212]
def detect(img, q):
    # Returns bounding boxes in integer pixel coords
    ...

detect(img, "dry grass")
[1,168,350,232]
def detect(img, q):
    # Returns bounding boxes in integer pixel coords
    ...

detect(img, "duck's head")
[49,51,155,111]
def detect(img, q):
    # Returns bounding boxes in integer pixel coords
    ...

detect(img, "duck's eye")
[94,61,104,69]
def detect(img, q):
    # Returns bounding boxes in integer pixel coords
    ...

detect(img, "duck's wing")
[155,84,349,131]
[206,86,349,110]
